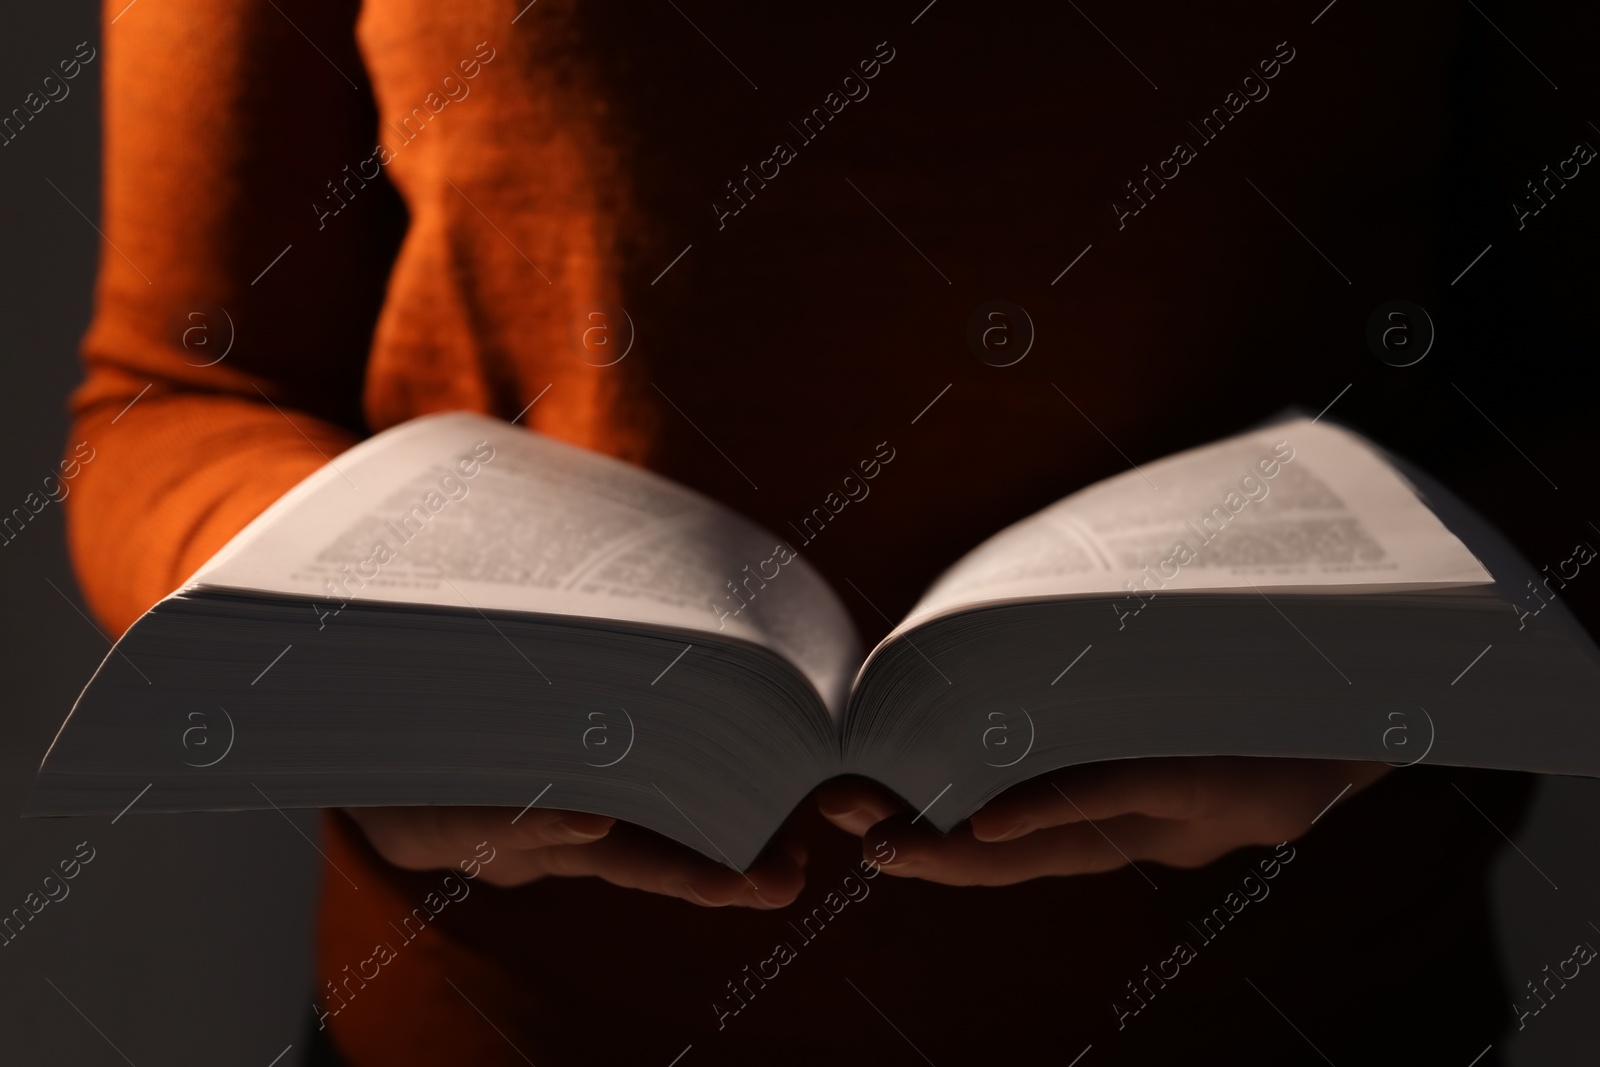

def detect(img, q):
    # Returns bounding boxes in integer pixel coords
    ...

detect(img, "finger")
[346,805,614,871]
[554,829,804,909]
[490,805,615,849]
[463,843,562,887]
[528,823,806,908]
[1017,757,1388,844]
[968,760,1208,842]
[814,778,907,837]
[873,815,1220,887]
[854,814,951,875]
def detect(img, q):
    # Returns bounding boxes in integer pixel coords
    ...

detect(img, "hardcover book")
[30,413,1600,868]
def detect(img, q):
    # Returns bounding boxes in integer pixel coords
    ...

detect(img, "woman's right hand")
[342,805,804,909]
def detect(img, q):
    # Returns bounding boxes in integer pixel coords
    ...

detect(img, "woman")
[68,1,1537,1062]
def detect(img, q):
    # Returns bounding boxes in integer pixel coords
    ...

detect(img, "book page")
[189,413,861,713]
[898,418,1492,629]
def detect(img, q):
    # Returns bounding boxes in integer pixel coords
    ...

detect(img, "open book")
[30,414,1600,868]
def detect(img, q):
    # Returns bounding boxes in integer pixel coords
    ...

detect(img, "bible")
[30,412,1600,868]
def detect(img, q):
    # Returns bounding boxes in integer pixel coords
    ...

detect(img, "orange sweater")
[70,1,1536,1062]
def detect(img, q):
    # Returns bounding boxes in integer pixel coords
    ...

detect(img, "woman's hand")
[816,757,1390,886]
[343,805,804,908]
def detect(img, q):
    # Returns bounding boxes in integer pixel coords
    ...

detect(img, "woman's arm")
[67,0,397,634]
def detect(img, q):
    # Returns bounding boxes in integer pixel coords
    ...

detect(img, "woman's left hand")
[816,757,1390,885]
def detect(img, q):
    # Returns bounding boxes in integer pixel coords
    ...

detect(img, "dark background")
[2,5,317,1064]
[3,1,1597,1063]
